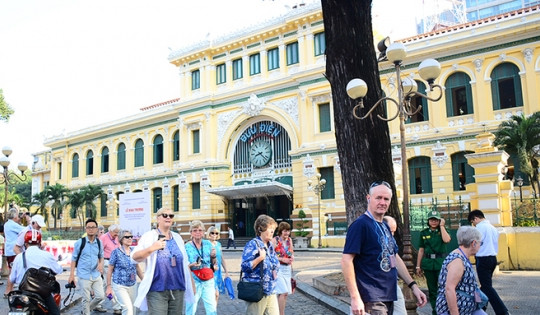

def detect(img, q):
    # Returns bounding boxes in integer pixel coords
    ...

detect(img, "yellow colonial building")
[33,3,539,265]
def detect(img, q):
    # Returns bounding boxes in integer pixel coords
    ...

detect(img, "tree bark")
[321,0,404,249]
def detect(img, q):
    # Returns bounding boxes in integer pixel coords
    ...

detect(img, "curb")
[296,282,349,314]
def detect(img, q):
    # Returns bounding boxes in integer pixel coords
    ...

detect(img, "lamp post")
[308,173,326,248]
[515,176,524,202]
[346,40,443,274]
[0,146,28,222]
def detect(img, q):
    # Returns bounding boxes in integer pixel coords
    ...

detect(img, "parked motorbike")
[8,281,61,315]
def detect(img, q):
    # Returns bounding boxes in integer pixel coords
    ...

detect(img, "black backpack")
[19,252,58,298]
[75,237,102,267]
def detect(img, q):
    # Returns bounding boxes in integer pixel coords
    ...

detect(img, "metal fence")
[512,196,539,226]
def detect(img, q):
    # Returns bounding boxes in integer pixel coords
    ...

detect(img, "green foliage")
[46,183,70,230]
[295,209,310,237]
[0,89,14,122]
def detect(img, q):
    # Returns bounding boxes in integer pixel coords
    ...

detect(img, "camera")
[65,281,76,289]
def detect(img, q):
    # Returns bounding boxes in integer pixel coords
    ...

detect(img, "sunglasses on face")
[210,232,219,235]
[370,181,391,189]
[160,214,174,219]
[123,236,133,239]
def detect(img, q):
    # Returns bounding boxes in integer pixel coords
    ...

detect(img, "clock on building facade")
[250,140,272,167]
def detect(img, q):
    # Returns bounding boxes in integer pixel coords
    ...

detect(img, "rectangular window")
[318,103,331,132]
[267,47,279,71]
[286,42,299,65]
[319,167,335,199]
[191,69,200,90]
[232,58,243,80]
[192,182,201,209]
[192,129,200,154]
[57,162,62,180]
[173,186,179,212]
[249,53,260,75]
[100,195,107,217]
[314,32,326,56]
[216,63,226,85]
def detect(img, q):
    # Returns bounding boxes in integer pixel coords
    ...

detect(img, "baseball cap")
[32,214,46,228]
[428,211,441,220]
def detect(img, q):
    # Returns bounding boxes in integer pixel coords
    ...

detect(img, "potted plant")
[294,209,310,248]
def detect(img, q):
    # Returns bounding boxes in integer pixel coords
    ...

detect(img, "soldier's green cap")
[428,211,441,220]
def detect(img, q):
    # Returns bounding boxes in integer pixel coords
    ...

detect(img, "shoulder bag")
[237,241,265,302]
[19,252,58,298]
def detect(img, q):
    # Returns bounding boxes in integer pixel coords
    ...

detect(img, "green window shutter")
[465,84,474,114]
[513,72,523,107]
[173,131,180,161]
[86,151,94,175]
[268,48,279,71]
[314,32,325,56]
[216,64,226,85]
[192,183,200,209]
[233,59,243,80]
[451,155,462,191]
[101,147,109,173]
[191,70,200,90]
[100,194,107,217]
[319,103,331,132]
[409,156,432,194]
[193,130,200,154]
[250,53,260,75]
[286,42,299,65]
[445,87,454,117]
[134,139,144,167]
[320,167,335,199]
[72,154,79,178]
[153,135,164,164]
[173,186,179,212]
[117,143,126,170]
[491,78,500,110]
[153,188,162,213]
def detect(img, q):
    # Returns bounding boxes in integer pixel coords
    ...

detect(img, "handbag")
[192,267,214,281]
[456,288,489,310]
[19,252,58,298]
[291,278,297,293]
[237,241,265,302]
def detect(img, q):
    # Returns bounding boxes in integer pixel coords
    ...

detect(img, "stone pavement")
[1,248,539,314]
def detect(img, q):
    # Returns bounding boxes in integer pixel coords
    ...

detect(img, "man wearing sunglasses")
[342,181,427,315]
[468,209,509,315]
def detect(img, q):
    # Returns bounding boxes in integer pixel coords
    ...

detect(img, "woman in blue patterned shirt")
[240,214,280,315]
[106,230,144,315]
[436,226,486,315]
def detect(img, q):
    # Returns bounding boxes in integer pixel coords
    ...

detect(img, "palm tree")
[66,190,85,228]
[32,190,50,226]
[81,185,104,220]
[46,183,70,230]
[494,112,540,196]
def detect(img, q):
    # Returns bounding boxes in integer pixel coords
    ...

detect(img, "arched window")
[406,80,429,123]
[491,62,523,110]
[134,139,144,167]
[72,153,79,178]
[172,130,180,161]
[86,150,94,175]
[117,143,126,170]
[408,156,433,194]
[451,151,475,191]
[153,135,164,164]
[445,72,473,117]
[153,187,162,213]
[101,147,109,173]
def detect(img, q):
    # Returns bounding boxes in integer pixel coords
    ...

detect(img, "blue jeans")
[185,277,217,315]
[476,256,508,315]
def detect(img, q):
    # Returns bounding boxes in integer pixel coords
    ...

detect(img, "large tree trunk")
[321,0,404,248]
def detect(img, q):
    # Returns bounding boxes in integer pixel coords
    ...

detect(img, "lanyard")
[108,232,117,245]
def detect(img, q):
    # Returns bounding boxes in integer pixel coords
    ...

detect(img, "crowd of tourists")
[2,187,509,315]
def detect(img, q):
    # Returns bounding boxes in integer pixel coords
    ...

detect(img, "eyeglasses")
[123,236,133,239]
[210,232,219,235]
[191,229,204,232]
[476,241,483,246]
[370,181,391,189]
[160,214,175,219]
[86,226,98,229]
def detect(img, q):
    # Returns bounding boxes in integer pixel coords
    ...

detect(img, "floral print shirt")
[240,237,279,295]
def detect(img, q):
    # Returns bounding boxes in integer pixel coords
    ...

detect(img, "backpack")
[75,237,102,267]
[19,252,58,298]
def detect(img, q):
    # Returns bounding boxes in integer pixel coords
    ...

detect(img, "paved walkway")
[1,248,539,314]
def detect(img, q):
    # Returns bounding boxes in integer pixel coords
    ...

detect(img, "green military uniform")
[419,211,447,315]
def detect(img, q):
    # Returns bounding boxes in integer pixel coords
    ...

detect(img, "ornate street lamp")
[307,173,326,248]
[1,146,28,222]
[346,40,443,274]
[515,176,524,202]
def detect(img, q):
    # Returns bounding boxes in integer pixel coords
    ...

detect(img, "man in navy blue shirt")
[342,181,427,315]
